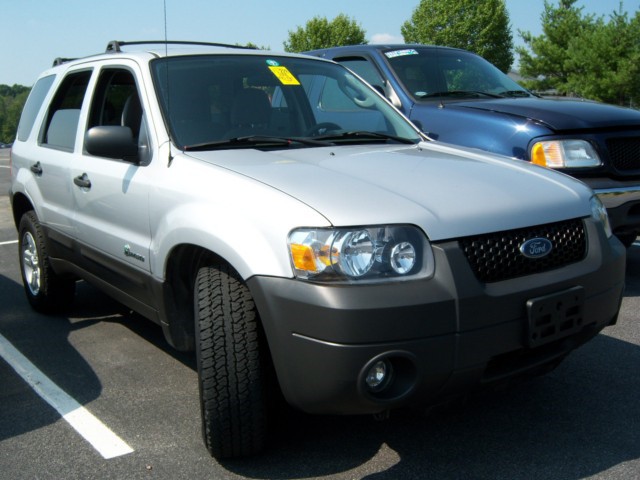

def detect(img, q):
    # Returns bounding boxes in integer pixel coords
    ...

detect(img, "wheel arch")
[159,242,271,354]
[11,192,35,230]
[159,243,215,351]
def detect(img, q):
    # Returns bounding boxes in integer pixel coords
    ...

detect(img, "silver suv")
[10,41,626,459]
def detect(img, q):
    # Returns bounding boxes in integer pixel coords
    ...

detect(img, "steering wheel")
[304,122,342,137]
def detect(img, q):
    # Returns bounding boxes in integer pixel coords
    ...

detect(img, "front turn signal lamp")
[531,140,601,168]
[288,225,434,282]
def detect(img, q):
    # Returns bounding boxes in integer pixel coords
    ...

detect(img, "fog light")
[365,360,392,392]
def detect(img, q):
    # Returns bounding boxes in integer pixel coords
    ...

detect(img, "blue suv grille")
[459,218,587,283]
[607,137,640,172]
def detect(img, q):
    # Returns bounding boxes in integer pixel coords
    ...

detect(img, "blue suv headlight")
[532,140,602,168]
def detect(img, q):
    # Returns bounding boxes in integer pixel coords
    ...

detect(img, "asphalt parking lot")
[1,147,639,479]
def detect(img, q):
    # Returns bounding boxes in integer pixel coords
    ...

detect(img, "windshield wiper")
[497,90,532,98]
[416,90,502,99]
[184,135,334,151]
[313,131,418,144]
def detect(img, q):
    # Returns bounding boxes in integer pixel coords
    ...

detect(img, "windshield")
[151,54,423,150]
[384,47,531,101]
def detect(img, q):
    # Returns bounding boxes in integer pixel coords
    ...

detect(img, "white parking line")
[0,240,18,246]
[0,333,134,459]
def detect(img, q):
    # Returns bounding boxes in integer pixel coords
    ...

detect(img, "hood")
[450,97,640,131]
[184,143,593,241]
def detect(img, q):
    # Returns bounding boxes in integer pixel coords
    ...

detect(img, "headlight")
[288,225,433,282]
[531,140,601,168]
[590,196,613,238]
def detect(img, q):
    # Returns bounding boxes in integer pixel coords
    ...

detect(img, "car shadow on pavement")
[221,246,640,478]
[2,265,637,478]
[0,273,106,441]
[0,273,195,445]
[228,243,640,479]
[223,328,639,479]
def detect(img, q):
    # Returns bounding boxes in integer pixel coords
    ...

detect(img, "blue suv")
[308,44,640,246]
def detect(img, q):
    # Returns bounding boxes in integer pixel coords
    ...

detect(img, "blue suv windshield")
[383,47,531,101]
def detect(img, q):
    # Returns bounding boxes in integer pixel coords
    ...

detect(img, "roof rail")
[52,57,77,67]
[106,40,256,53]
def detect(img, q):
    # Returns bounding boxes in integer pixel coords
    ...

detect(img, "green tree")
[2,90,28,141]
[0,97,6,141]
[564,10,640,106]
[237,42,270,50]
[0,84,30,143]
[516,0,594,93]
[401,0,514,72]
[283,14,367,53]
[517,1,640,106]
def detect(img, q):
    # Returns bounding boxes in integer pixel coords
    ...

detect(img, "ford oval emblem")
[520,238,553,259]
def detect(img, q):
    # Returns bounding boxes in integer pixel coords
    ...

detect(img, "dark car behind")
[307,44,640,247]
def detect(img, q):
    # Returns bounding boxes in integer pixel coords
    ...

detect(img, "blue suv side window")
[338,58,385,90]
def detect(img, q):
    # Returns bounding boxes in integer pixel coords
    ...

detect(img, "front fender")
[149,181,330,282]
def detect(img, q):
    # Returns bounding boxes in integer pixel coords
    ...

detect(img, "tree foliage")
[0,84,30,143]
[283,14,367,52]
[516,0,593,92]
[517,0,640,106]
[401,0,514,72]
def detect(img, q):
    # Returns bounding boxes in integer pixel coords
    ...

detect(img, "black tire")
[194,262,267,459]
[18,211,76,313]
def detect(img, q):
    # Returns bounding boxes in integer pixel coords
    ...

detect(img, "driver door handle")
[73,173,92,189]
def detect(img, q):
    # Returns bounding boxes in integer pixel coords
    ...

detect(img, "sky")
[1,0,638,86]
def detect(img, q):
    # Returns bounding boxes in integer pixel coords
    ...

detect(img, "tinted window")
[384,48,527,99]
[88,69,143,140]
[315,77,360,112]
[151,55,420,149]
[16,75,55,142]
[42,70,91,150]
[337,58,385,88]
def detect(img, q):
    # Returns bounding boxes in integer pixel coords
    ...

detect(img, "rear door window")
[41,70,92,151]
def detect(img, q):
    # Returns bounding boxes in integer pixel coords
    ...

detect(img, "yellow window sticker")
[269,66,300,85]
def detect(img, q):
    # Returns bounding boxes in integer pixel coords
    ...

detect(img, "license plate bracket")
[526,286,585,348]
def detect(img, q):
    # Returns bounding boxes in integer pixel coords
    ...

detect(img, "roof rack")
[52,57,78,67]
[106,40,256,53]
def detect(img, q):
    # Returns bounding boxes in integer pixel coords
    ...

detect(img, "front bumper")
[248,220,625,415]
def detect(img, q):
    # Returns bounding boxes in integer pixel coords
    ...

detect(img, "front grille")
[459,218,586,283]
[607,137,640,171]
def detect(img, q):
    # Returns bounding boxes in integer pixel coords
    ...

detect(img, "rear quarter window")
[16,75,55,142]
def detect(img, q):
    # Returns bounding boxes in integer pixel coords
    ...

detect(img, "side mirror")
[85,126,139,161]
